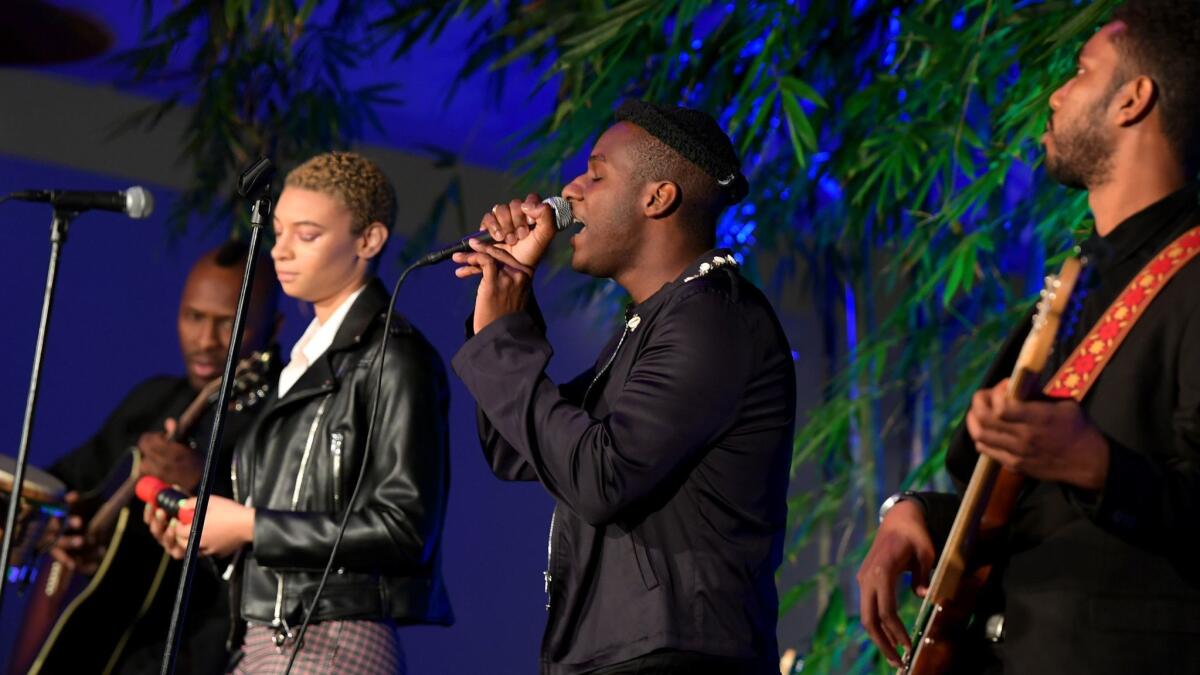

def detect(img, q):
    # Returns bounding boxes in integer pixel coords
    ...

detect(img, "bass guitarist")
[858,2,1200,673]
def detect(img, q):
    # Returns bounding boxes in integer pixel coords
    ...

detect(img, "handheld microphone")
[135,475,194,525]
[6,186,155,219]
[418,196,577,266]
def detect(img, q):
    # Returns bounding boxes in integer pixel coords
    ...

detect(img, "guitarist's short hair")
[1112,0,1200,172]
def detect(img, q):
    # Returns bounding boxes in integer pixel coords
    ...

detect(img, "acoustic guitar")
[900,258,1081,674]
[9,352,272,675]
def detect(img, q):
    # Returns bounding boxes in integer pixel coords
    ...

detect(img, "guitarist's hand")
[967,378,1111,490]
[48,491,106,575]
[857,500,936,668]
[138,418,203,492]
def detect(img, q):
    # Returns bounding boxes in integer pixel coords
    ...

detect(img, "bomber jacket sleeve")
[452,285,756,526]
[252,335,450,572]
[469,293,595,482]
[477,367,596,482]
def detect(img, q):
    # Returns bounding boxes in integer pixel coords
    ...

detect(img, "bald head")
[177,242,278,390]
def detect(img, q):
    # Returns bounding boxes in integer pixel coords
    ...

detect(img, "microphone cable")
[285,257,426,674]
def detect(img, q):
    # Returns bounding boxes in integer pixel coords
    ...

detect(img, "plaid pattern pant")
[232,621,405,674]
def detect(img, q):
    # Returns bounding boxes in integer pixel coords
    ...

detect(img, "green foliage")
[114,0,400,232]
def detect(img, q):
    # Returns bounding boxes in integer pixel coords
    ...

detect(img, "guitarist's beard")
[1044,95,1117,191]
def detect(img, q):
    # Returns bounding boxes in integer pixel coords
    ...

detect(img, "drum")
[0,454,67,585]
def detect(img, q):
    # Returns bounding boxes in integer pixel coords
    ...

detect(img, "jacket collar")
[327,277,393,354]
[628,248,740,318]
[269,277,393,407]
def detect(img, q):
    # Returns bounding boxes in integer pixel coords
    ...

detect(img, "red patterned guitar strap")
[1045,225,1200,400]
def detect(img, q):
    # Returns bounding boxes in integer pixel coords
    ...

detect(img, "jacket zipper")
[272,395,331,648]
[329,431,344,512]
[581,318,634,410]
[226,459,249,582]
[545,313,639,611]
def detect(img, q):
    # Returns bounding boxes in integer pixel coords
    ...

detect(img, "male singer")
[451,101,796,674]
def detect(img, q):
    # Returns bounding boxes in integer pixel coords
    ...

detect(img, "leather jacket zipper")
[272,395,331,649]
[329,431,344,511]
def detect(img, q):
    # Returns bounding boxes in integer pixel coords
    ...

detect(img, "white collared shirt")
[277,285,367,397]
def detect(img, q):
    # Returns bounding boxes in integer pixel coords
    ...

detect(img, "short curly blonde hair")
[284,151,396,233]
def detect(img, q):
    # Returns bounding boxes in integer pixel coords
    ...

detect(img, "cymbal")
[0,1,114,65]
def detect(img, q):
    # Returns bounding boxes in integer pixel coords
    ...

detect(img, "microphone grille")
[124,186,155,219]
[542,196,576,231]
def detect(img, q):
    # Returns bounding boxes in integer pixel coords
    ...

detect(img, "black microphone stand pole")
[0,209,77,608]
[159,158,274,675]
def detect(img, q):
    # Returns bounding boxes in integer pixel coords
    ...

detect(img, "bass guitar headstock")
[1009,256,1082,396]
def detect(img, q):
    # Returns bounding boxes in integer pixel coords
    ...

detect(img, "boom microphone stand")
[159,158,275,675]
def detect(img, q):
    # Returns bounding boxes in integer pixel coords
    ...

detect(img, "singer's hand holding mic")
[484,193,563,267]
[454,193,568,334]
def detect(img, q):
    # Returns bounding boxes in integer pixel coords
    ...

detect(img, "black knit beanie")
[615,100,750,205]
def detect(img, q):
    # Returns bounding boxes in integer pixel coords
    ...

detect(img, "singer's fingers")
[507,199,530,243]
[489,200,520,246]
[454,266,482,278]
[470,240,500,283]
[520,201,559,248]
[477,243,533,278]
[456,249,491,268]
[490,203,511,235]
[481,209,502,239]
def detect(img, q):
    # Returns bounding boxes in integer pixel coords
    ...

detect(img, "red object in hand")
[135,475,193,524]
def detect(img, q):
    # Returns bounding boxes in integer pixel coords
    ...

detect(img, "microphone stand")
[0,209,77,608]
[159,158,274,675]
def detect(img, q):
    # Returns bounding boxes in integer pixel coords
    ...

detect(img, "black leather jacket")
[231,279,453,631]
